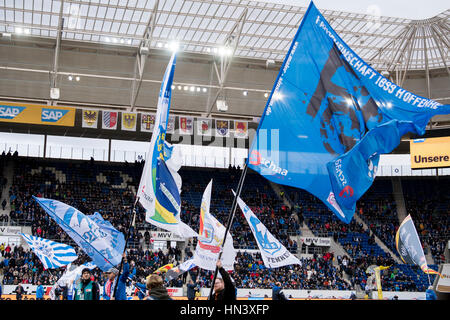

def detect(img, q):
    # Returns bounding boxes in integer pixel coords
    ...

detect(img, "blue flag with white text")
[248,2,450,223]
[33,196,126,271]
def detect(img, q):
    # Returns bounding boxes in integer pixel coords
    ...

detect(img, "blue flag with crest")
[248,2,450,223]
[33,196,125,272]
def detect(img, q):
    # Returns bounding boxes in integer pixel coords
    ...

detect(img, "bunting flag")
[102,111,118,130]
[33,196,125,272]
[81,109,99,128]
[396,215,441,277]
[137,52,198,239]
[179,116,194,135]
[197,118,212,136]
[141,113,156,133]
[20,233,78,269]
[193,180,236,271]
[167,115,176,134]
[247,1,450,224]
[234,193,301,268]
[234,120,248,138]
[215,119,230,137]
[121,112,137,131]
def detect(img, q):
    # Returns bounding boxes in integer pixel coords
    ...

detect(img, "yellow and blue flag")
[247,1,450,223]
[137,51,197,238]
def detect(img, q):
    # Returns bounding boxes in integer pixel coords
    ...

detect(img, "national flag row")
[82,109,249,138]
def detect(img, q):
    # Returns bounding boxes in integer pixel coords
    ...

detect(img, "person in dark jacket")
[187,279,198,300]
[14,284,25,300]
[145,274,172,300]
[73,268,100,300]
[211,259,236,302]
[272,282,288,300]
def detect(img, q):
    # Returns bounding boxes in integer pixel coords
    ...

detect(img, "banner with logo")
[197,118,212,136]
[0,102,75,126]
[235,192,301,269]
[299,237,331,247]
[247,2,449,224]
[141,113,156,133]
[410,137,450,169]
[179,116,193,135]
[81,109,99,128]
[193,180,236,271]
[33,197,126,272]
[121,112,137,131]
[137,52,198,239]
[102,111,118,130]
[215,119,230,137]
[234,120,248,138]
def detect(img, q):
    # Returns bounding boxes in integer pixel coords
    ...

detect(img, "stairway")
[391,177,408,223]
[0,159,14,219]
[353,214,403,264]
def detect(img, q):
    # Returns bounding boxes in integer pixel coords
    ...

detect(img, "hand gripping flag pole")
[111,196,140,299]
[208,163,248,300]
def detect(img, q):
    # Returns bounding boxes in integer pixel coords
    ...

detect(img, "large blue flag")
[33,196,125,271]
[137,51,198,238]
[248,2,450,223]
[21,233,78,269]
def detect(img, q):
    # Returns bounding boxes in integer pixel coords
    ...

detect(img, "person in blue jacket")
[103,252,130,300]
[36,280,45,300]
[426,285,437,300]
[132,278,147,300]
[272,282,289,300]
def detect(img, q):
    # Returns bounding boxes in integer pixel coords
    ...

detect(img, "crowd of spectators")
[0,156,446,294]
[189,251,352,291]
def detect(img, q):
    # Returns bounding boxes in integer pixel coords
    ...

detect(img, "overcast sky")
[257,0,449,19]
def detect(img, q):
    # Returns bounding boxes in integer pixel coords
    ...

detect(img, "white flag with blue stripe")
[21,233,78,269]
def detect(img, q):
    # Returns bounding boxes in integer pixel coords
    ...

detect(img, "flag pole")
[111,195,140,299]
[208,161,248,300]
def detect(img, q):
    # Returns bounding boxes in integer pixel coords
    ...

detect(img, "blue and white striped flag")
[20,233,78,269]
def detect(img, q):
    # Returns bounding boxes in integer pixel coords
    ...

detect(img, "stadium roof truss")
[1,0,448,73]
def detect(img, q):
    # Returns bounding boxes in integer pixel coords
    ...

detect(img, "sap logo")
[0,105,26,119]
[41,108,69,122]
[249,150,288,176]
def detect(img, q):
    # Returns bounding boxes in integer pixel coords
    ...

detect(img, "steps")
[0,159,14,218]
[391,177,408,223]
[353,214,403,264]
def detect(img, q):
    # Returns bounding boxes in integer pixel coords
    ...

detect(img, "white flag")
[137,51,197,239]
[193,180,236,271]
[235,192,301,268]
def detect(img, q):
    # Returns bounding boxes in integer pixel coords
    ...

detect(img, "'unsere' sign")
[410,136,450,169]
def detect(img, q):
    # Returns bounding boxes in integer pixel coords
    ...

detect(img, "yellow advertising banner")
[410,137,450,169]
[0,102,75,127]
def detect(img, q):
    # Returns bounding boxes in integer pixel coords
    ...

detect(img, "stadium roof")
[1,0,449,72]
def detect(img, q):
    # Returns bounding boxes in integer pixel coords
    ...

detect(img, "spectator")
[73,268,100,300]
[145,274,172,300]
[272,281,288,300]
[36,280,44,300]
[211,259,236,302]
